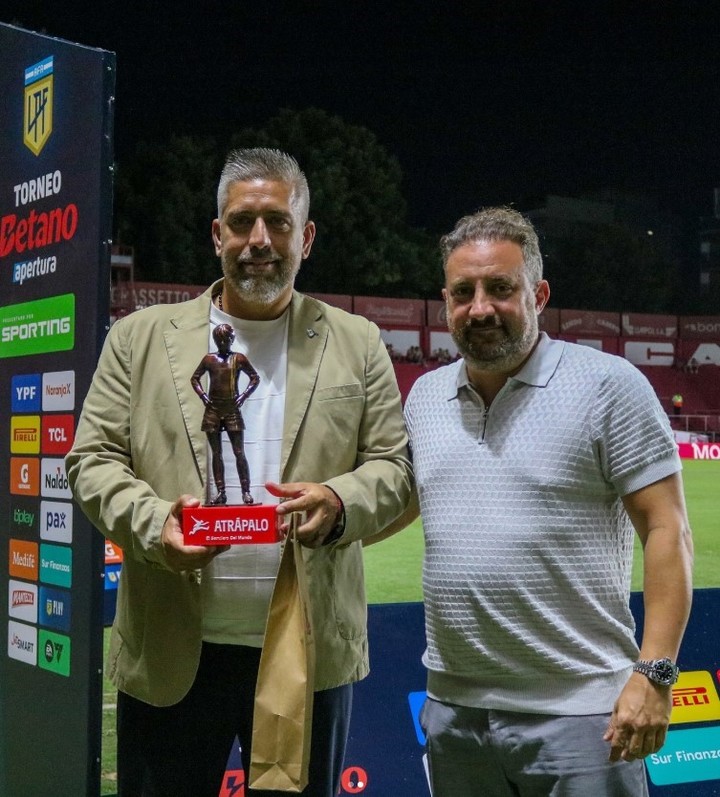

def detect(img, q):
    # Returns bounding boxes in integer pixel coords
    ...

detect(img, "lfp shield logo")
[24,56,54,156]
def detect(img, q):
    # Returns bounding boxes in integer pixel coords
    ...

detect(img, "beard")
[221,250,300,306]
[448,300,539,373]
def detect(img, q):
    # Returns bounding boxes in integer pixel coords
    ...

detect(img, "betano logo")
[0,294,75,359]
[24,56,53,156]
[670,671,720,725]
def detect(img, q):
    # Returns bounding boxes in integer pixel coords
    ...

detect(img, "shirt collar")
[447,332,564,400]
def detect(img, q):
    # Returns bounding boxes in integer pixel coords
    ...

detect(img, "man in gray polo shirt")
[400,207,693,796]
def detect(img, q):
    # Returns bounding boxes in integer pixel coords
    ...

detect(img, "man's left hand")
[266,481,343,548]
[603,672,672,762]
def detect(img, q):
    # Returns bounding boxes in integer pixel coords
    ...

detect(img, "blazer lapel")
[163,287,215,488]
[281,292,327,478]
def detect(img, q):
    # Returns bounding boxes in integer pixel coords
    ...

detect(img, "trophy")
[182,323,280,545]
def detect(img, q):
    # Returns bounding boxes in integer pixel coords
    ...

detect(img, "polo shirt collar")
[447,332,564,400]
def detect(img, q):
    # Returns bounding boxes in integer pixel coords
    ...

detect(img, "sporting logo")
[0,294,75,359]
[24,56,53,156]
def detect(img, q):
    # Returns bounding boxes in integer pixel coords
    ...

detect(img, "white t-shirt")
[200,303,288,646]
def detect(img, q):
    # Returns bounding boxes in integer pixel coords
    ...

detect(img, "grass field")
[100,459,719,793]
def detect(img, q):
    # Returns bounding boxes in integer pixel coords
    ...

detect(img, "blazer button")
[187,571,200,584]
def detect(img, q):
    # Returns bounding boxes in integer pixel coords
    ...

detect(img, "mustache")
[464,317,503,331]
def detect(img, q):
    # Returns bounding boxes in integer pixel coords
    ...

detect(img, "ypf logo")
[24,56,54,156]
[341,766,368,793]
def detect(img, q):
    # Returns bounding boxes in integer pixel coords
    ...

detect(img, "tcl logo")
[41,414,74,454]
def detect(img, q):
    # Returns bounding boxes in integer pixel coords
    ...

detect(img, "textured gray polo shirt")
[405,333,680,715]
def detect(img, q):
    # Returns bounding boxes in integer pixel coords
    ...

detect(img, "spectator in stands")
[672,392,684,415]
[380,206,693,797]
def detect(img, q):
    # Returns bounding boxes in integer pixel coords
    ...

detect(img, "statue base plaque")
[182,504,281,546]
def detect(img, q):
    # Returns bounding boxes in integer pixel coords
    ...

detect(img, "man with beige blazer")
[66,148,412,797]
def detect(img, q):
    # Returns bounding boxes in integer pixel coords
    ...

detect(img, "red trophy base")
[182,504,281,546]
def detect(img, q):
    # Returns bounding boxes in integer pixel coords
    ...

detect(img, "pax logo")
[9,538,39,580]
[10,415,40,454]
[8,579,38,623]
[670,671,720,725]
[41,414,74,455]
[11,373,41,412]
[10,457,39,496]
[42,369,75,411]
[40,500,73,543]
[8,620,37,666]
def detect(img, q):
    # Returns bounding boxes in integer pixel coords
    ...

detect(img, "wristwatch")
[632,657,680,686]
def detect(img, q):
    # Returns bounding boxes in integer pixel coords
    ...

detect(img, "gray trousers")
[421,698,649,797]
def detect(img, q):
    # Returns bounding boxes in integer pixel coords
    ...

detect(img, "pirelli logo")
[24,56,54,156]
[670,671,720,725]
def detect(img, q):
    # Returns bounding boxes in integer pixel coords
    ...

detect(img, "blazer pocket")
[316,383,364,401]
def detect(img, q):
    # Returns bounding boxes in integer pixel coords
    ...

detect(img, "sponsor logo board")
[40,457,71,499]
[41,413,74,454]
[38,629,70,676]
[39,586,71,632]
[10,414,40,454]
[9,499,36,534]
[39,543,72,588]
[10,456,39,496]
[40,500,73,543]
[8,538,38,580]
[647,726,720,786]
[23,56,53,156]
[0,294,75,359]
[8,579,38,623]
[670,672,720,725]
[8,619,37,665]
[11,373,41,412]
[42,369,75,410]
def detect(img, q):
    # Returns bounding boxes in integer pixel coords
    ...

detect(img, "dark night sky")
[5,1,720,233]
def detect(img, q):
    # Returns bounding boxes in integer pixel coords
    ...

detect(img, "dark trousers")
[116,642,352,797]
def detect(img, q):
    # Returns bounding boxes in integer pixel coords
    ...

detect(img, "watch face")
[653,658,678,685]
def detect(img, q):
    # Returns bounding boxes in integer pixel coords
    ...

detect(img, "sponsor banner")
[538,307,560,335]
[41,413,74,455]
[10,415,40,454]
[42,369,75,410]
[678,442,720,460]
[7,619,37,665]
[8,579,38,623]
[647,726,720,786]
[679,316,720,340]
[39,543,72,588]
[39,585,71,632]
[40,457,71,499]
[678,340,720,367]
[671,672,720,725]
[38,629,70,676]
[426,299,446,329]
[559,309,621,336]
[0,294,75,358]
[23,56,53,156]
[623,339,675,366]
[40,500,73,543]
[104,563,121,591]
[10,456,39,496]
[354,296,425,327]
[9,498,37,535]
[11,372,41,411]
[559,336,620,354]
[8,538,38,580]
[104,540,123,564]
[182,504,280,546]
[111,281,206,312]
[622,313,678,339]
[306,292,353,312]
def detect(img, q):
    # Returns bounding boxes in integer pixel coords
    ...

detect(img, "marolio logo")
[24,56,53,156]
[0,294,74,359]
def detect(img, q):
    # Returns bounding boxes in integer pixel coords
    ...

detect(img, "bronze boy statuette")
[191,323,260,505]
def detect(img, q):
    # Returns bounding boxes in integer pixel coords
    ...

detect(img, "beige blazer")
[66,281,412,706]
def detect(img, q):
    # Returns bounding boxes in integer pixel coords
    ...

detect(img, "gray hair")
[217,148,310,221]
[440,206,543,283]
